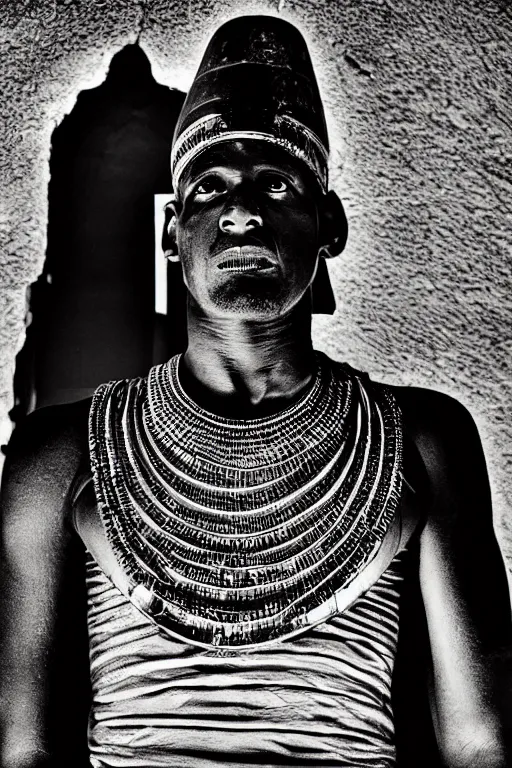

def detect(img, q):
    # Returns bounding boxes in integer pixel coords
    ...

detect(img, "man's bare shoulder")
[6,397,91,465]
[388,383,490,522]
[388,383,480,455]
[2,398,92,528]
[389,380,478,445]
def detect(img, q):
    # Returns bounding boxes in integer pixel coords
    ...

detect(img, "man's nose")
[219,199,263,235]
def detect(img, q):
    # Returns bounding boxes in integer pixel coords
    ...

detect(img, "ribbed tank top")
[86,548,406,768]
[83,355,412,766]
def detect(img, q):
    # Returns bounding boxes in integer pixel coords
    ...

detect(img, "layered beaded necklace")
[89,352,402,648]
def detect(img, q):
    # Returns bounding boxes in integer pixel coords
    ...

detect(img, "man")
[1,15,511,768]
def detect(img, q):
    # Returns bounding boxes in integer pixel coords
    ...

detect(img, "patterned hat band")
[171,113,329,195]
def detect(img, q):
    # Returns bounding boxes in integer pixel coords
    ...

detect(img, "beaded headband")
[171,114,328,194]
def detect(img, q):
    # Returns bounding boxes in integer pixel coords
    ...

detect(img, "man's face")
[174,140,322,319]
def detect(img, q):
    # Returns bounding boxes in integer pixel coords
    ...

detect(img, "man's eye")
[262,176,288,194]
[194,177,225,197]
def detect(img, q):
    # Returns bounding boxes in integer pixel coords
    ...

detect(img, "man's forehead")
[179,140,313,186]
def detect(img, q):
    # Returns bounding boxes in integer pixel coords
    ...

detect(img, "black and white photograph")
[1,1,511,767]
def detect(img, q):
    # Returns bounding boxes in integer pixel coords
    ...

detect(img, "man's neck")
[180,298,316,419]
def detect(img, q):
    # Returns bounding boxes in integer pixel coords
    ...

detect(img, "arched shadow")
[13,44,186,417]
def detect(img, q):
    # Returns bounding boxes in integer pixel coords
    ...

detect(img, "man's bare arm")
[0,401,90,768]
[397,387,512,768]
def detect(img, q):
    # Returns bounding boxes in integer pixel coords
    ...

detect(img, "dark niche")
[13,44,187,417]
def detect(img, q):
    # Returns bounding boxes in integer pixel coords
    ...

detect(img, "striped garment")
[87,548,406,768]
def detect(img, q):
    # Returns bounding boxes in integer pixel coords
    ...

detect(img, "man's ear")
[318,190,348,258]
[162,197,181,262]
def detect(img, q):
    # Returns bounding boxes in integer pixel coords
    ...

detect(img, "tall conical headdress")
[171,16,329,194]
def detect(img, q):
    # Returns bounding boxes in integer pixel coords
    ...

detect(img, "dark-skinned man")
[1,15,511,768]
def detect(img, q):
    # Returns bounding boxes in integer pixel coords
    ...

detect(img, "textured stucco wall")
[1,0,511,574]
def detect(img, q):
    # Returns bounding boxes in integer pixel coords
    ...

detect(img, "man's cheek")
[174,244,194,290]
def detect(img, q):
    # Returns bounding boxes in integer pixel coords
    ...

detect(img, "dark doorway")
[14,44,187,417]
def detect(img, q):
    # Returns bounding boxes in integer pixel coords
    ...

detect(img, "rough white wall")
[1,0,511,573]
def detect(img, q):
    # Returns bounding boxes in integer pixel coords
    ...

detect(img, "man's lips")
[211,245,278,273]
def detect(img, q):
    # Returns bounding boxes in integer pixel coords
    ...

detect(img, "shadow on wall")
[11,44,187,421]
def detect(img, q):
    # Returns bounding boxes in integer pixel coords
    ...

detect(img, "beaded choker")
[89,353,402,648]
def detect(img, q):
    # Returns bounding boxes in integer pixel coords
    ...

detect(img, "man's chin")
[208,280,288,319]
